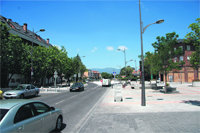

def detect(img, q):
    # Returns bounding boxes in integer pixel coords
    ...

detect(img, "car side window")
[33,102,50,115]
[14,104,34,123]
[31,85,35,89]
[26,86,31,90]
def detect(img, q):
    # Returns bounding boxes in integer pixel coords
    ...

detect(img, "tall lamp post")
[31,29,45,84]
[117,48,127,69]
[118,48,127,78]
[139,0,164,106]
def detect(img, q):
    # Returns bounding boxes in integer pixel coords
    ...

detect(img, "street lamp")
[139,0,164,106]
[31,29,45,83]
[126,59,133,66]
[117,48,127,69]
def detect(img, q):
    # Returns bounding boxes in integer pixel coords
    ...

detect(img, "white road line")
[55,100,65,105]
[70,87,110,133]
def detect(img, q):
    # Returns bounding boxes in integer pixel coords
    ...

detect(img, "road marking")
[54,85,101,106]
[70,87,109,133]
[55,100,65,105]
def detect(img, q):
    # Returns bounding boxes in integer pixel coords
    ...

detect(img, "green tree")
[144,52,160,80]
[101,72,113,79]
[152,32,184,88]
[120,66,133,78]
[185,18,200,80]
[71,55,86,82]
[1,22,28,87]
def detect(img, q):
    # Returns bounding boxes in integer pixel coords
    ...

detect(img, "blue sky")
[1,0,199,70]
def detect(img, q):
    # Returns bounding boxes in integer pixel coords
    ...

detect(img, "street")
[33,82,108,133]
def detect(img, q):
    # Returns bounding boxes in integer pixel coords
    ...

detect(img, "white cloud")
[53,45,61,50]
[106,46,114,51]
[91,47,98,53]
[118,46,128,51]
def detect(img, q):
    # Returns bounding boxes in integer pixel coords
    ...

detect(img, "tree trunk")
[164,71,167,93]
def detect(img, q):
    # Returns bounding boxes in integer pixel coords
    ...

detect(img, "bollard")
[114,86,123,102]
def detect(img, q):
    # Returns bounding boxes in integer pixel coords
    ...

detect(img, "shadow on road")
[51,123,67,133]
[183,100,200,106]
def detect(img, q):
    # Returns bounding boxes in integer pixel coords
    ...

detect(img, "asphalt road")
[33,82,108,133]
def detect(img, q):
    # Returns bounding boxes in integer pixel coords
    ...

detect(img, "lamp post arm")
[142,22,156,34]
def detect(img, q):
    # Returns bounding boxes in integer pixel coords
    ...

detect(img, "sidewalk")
[79,82,200,133]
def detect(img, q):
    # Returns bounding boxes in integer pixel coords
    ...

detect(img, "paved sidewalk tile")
[80,82,200,133]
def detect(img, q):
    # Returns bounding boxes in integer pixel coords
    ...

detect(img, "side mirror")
[50,107,55,110]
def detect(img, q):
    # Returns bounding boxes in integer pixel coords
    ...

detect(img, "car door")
[13,103,42,133]
[24,85,31,97]
[30,85,36,96]
[32,102,54,132]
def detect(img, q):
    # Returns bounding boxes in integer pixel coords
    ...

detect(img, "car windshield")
[14,85,26,90]
[72,83,79,87]
[0,109,9,122]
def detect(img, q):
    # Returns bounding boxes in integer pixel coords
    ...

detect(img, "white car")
[3,84,39,99]
[0,99,63,133]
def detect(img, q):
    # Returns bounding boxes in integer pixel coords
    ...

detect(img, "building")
[0,15,51,47]
[92,71,101,79]
[1,15,52,87]
[163,40,200,83]
[83,70,101,80]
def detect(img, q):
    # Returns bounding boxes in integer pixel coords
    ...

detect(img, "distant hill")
[90,68,120,74]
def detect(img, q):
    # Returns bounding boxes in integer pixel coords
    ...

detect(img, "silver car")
[3,84,39,99]
[0,99,63,133]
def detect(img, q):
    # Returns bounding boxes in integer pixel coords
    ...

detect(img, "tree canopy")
[185,18,200,80]
[0,22,87,87]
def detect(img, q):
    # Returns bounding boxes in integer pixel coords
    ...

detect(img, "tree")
[120,66,134,79]
[144,52,161,80]
[1,22,28,87]
[71,55,86,82]
[185,18,200,80]
[152,32,184,88]
[101,72,113,79]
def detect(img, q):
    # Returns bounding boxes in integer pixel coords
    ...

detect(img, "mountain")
[90,68,120,74]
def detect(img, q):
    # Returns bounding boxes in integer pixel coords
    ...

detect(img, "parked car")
[0,99,63,133]
[70,82,84,92]
[3,84,39,99]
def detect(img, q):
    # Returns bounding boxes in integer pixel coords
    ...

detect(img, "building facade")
[1,15,52,87]
[163,40,200,83]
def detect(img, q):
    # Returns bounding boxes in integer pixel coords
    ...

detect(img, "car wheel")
[35,92,38,97]
[20,94,24,99]
[55,116,63,131]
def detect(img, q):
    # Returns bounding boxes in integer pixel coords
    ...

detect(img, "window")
[187,56,190,61]
[26,86,31,90]
[174,47,176,51]
[14,104,34,123]
[187,45,191,51]
[16,79,21,83]
[179,46,183,50]
[180,56,184,61]
[31,85,35,89]
[11,79,15,83]
[0,109,9,122]
[33,102,50,115]
[174,57,177,62]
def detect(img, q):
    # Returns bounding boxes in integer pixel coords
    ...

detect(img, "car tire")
[20,94,24,99]
[35,92,39,97]
[55,116,63,131]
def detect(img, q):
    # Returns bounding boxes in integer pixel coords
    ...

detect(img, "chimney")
[47,38,49,44]
[23,23,27,32]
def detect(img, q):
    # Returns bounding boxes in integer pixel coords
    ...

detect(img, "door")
[13,104,42,133]
[32,102,54,132]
